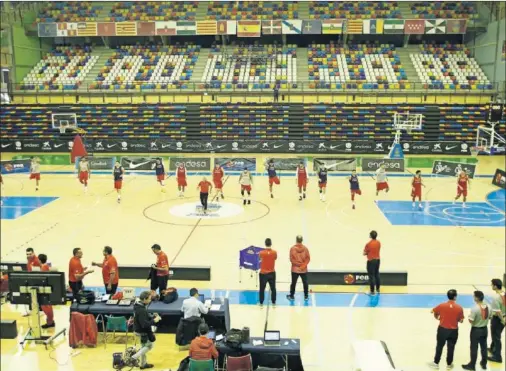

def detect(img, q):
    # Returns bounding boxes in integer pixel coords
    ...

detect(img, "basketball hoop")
[470,146,484,157]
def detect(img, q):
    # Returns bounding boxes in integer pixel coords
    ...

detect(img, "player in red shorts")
[113,161,124,203]
[176,163,187,198]
[266,159,280,198]
[375,164,389,197]
[212,164,224,201]
[411,170,425,208]
[154,159,166,192]
[78,157,90,193]
[29,157,41,191]
[349,170,361,209]
[454,170,470,208]
[239,168,253,205]
[296,162,308,201]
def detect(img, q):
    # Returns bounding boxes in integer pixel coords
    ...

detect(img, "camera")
[112,346,138,370]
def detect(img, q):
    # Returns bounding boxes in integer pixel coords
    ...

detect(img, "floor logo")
[170,202,244,219]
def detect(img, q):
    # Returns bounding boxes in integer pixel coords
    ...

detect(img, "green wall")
[12,24,51,84]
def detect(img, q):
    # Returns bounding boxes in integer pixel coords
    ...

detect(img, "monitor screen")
[207,330,216,340]
[198,294,205,303]
[264,331,280,341]
[7,271,66,306]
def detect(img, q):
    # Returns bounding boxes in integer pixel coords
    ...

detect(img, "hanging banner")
[362,158,405,173]
[432,160,477,179]
[313,158,357,172]
[214,158,256,171]
[0,159,31,174]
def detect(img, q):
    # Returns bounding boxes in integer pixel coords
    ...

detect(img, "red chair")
[225,354,253,371]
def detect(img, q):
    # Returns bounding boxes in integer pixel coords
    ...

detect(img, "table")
[70,297,230,334]
[216,337,304,371]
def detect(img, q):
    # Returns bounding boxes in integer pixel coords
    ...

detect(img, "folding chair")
[189,358,215,371]
[225,354,253,371]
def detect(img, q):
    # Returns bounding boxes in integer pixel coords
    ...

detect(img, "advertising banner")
[0,159,31,174]
[76,156,116,170]
[264,158,302,171]
[492,169,506,189]
[431,160,477,179]
[215,158,256,171]
[313,158,357,172]
[307,270,408,286]
[362,158,405,173]
[169,157,211,171]
[120,157,160,171]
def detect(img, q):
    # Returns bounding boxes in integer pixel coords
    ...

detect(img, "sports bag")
[162,287,178,304]
[76,290,95,305]
[225,328,244,349]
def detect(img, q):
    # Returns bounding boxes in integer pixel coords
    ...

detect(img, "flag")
[282,19,302,34]
[116,22,137,36]
[176,21,196,35]
[346,19,363,34]
[197,21,217,35]
[137,22,155,36]
[322,19,345,34]
[57,23,78,37]
[155,21,176,36]
[383,19,404,34]
[363,19,383,34]
[425,19,446,34]
[237,21,261,37]
[77,22,97,36]
[262,20,282,35]
[446,19,467,34]
[302,20,321,34]
[38,23,57,37]
[98,22,116,36]
[217,20,236,35]
[404,19,425,35]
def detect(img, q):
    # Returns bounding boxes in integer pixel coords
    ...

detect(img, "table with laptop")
[70,291,231,334]
[216,330,304,371]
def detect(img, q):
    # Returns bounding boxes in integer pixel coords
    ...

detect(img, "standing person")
[78,157,90,193]
[176,163,187,198]
[197,177,212,214]
[113,161,125,203]
[349,170,362,210]
[29,156,41,191]
[363,230,381,295]
[26,247,41,271]
[91,246,119,295]
[212,164,225,201]
[239,168,253,206]
[462,291,492,370]
[131,291,161,370]
[411,170,425,208]
[151,244,169,296]
[488,278,505,363]
[428,289,464,370]
[266,159,280,199]
[68,248,94,298]
[258,238,277,308]
[454,170,470,208]
[154,158,166,192]
[318,166,328,202]
[296,162,308,201]
[375,164,389,196]
[287,235,310,302]
[38,254,55,329]
[273,85,279,102]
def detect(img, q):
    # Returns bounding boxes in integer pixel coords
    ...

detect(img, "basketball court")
[0,154,504,371]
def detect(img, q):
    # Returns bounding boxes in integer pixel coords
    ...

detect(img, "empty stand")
[36,2,102,22]
[206,1,299,20]
[107,1,198,21]
[309,2,401,19]
[411,44,492,90]
[409,2,478,19]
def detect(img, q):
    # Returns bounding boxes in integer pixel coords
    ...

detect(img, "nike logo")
[162,144,171,148]
[445,145,458,150]
[330,145,340,149]
[273,145,283,149]
[216,145,226,149]
[128,161,151,169]
[1,144,12,148]
[107,144,118,148]
[54,144,64,148]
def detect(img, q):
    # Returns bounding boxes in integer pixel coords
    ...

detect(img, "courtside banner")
[169,157,210,171]
[492,169,506,189]
[264,158,301,171]
[313,158,357,172]
[121,157,160,171]
[432,160,477,179]
[76,156,116,170]
[307,270,408,286]
[362,158,405,172]
[0,159,31,174]
[215,157,256,171]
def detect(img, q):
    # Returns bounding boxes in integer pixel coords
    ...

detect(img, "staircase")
[296,48,308,89]
[191,49,210,83]
[289,104,304,140]
[398,2,413,19]
[397,45,421,87]
[97,2,114,21]
[81,47,114,90]
[185,104,201,139]
[195,1,208,21]
[297,2,310,20]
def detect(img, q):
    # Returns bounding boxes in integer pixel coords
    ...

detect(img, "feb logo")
[344,274,355,284]
[4,163,13,172]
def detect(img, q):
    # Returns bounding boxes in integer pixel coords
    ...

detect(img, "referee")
[363,230,381,295]
[428,289,464,369]
[197,177,212,214]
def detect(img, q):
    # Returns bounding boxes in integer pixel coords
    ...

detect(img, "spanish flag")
[237,21,261,37]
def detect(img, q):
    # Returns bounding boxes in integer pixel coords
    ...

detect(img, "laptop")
[198,294,205,303]
[122,287,135,300]
[207,330,216,341]
[263,330,281,346]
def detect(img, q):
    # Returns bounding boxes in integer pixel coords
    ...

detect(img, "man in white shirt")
[181,288,210,320]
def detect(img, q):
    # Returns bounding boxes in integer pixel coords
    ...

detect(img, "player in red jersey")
[78,157,90,193]
[176,163,187,198]
[411,170,425,208]
[296,162,308,201]
[212,164,225,201]
[454,171,470,207]
[29,157,41,191]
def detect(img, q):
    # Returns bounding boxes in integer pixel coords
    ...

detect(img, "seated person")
[181,288,210,320]
[189,323,219,361]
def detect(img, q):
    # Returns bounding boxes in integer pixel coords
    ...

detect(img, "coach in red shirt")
[26,248,41,271]
[92,246,119,295]
[258,238,277,307]
[363,230,381,295]
[68,248,94,298]
[429,289,464,369]
[151,244,169,297]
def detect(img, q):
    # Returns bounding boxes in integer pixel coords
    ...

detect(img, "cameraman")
[131,291,161,370]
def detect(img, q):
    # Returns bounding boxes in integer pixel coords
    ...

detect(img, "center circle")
[170,201,244,219]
